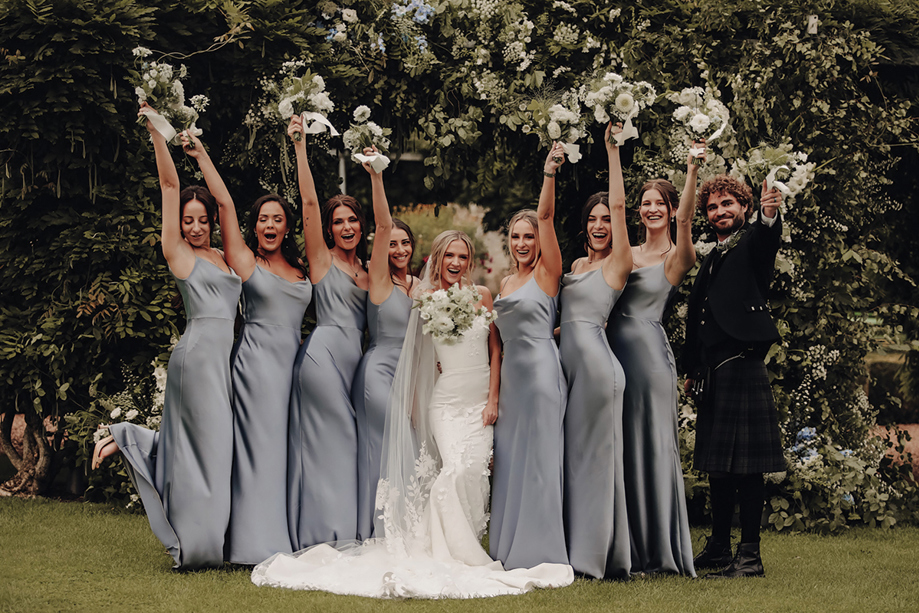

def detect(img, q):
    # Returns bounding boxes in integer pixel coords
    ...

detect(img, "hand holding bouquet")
[342,106,392,173]
[584,72,656,146]
[416,283,497,345]
[266,60,338,141]
[731,142,815,201]
[132,47,208,147]
[668,87,730,164]
[527,93,586,163]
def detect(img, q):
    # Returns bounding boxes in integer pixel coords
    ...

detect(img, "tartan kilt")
[693,356,785,474]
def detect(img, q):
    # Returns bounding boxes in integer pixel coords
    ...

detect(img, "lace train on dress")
[252,314,573,598]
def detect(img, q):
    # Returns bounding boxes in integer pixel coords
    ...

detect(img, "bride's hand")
[482,399,498,427]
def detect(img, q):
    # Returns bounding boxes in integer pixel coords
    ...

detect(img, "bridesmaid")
[351,147,418,541]
[183,132,312,564]
[558,123,633,579]
[489,143,568,569]
[92,105,241,569]
[606,144,704,576]
[288,115,369,549]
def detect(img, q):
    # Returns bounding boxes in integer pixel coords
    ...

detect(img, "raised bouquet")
[730,142,815,200]
[668,87,730,164]
[584,72,656,146]
[527,92,586,163]
[342,106,392,173]
[416,283,497,345]
[132,47,208,146]
[265,60,338,141]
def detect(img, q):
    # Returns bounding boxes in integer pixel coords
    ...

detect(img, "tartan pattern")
[693,356,785,474]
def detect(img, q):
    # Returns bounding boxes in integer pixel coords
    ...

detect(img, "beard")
[710,214,745,238]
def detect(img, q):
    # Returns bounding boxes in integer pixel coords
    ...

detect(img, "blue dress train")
[109,258,241,569]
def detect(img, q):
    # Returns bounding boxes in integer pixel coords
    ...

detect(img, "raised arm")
[140,103,195,278]
[365,146,395,304]
[289,115,331,281]
[480,286,500,427]
[182,131,255,281]
[602,123,633,290]
[535,143,564,296]
[665,141,703,285]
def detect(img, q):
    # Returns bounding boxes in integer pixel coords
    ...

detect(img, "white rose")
[368,122,383,137]
[308,92,334,112]
[110,407,122,419]
[353,105,371,122]
[594,106,610,123]
[432,316,454,333]
[673,105,692,122]
[333,31,347,42]
[125,409,139,421]
[342,8,358,23]
[614,93,634,114]
[312,75,325,89]
[547,121,562,140]
[689,113,711,133]
[568,127,580,141]
[278,99,294,118]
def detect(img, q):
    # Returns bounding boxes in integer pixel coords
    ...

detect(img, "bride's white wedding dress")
[251,314,573,598]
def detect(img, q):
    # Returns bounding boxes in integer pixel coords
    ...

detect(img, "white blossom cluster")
[417,283,497,344]
[342,106,392,163]
[132,47,206,144]
[553,23,580,47]
[730,142,816,201]
[668,86,730,144]
[584,72,656,124]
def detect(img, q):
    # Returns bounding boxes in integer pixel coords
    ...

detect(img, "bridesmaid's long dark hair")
[391,218,416,290]
[245,194,307,276]
[579,191,610,254]
[322,195,369,268]
[179,186,218,241]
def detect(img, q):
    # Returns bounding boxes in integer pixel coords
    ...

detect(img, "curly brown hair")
[698,175,754,221]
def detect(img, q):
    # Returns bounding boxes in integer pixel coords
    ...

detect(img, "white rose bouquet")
[730,142,816,200]
[416,283,497,345]
[265,60,338,141]
[132,47,208,147]
[527,92,587,163]
[667,87,730,165]
[584,72,656,145]
[342,106,393,173]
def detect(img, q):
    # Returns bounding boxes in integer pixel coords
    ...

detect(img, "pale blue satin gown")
[226,265,312,564]
[109,258,241,569]
[288,264,367,549]
[607,262,695,576]
[490,277,568,569]
[558,268,630,579]
[351,288,412,541]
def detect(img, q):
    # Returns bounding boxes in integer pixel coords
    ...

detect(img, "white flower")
[125,409,139,421]
[674,105,692,122]
[308,92,334,112]
[594,106,610,123]
[135,86,147,102]
[110,407,122,419]
[132,46,152,58]
[353,105,371,122]
[333,30,347,43]
[312,75,325,89]
[368,122,383,137]
[614,93,634,114]
[278,99,294,118]
[547,121,562,140]
[341,8,358,22]
[521,125,531,134]
[689,113,711,133]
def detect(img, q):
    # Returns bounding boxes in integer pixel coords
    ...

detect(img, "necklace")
[335,254,361,277]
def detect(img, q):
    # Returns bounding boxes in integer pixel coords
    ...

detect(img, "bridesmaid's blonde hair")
[505,209,540,271]
[427,230,475,289]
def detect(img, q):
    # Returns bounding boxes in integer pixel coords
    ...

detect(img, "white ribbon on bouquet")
[301,111,340,137]
[353,152,391,174]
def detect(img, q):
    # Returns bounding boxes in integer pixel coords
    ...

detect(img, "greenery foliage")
[1,0,918,533]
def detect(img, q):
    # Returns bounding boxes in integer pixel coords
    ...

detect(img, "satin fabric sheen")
[109,258,240,569]
[558,268,630,579]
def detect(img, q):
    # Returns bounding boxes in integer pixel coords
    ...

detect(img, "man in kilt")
[684,174,785,578]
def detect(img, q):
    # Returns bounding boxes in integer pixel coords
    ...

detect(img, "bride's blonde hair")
[426,230,475,289]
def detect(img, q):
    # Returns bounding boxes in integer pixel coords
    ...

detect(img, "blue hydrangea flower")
[796,427,817,443]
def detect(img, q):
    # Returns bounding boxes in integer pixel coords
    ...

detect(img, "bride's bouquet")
[265,60,338,141]
[730,142,816,200]
[584,72,656,146]
[416,283,497,345]
[668,87,730,164]
[132,47,208,146]
[342,106,392,173]
[527,93,586,163]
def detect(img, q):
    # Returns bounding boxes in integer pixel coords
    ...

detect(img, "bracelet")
[543,171,556,178]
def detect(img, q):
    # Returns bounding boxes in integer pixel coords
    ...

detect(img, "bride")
[252,230,573,598]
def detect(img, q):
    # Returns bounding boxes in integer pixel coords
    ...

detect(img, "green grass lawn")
[1,497,917,613]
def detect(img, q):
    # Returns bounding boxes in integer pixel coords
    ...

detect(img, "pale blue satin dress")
[288,264,367,549]
[351,288,412,541]
[109,258,241,569]
[226,265,312,564]
[558,268,630,579]
[490,277,568,569]
[607,262,695,576]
